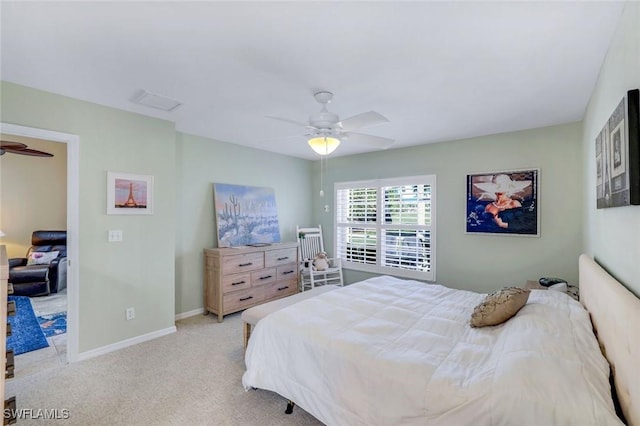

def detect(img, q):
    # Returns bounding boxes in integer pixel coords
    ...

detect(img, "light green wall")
[312,122,583,293]
[174,132,312,315]
[0,82,177,352]
[582,2,640,296]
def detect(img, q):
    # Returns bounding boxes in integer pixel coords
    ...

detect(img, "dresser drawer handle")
[5,349,15,379]
[277,286,289,291]
[277,256,289,261]
[282,270,295,275]
[259,275,273,280]
[7,301,16,316]
[239,296,253,302]
[238,262,253,267]
[231,280,246,286]
[4,396,16,421]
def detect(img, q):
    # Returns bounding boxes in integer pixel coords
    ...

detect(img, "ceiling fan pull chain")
[319,146,325,197]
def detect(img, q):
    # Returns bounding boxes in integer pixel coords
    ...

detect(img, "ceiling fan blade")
[1,140,53,157]
[339,111,389,132]
[2,147,54,157]
[342,132,395,149]
[1,141,28,150]
[265,115,308,128]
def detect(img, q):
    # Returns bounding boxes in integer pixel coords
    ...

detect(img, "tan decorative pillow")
[470,287,530,328]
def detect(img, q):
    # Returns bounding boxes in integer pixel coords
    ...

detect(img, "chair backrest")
[32,230,66,246]
[28,230,67,259]
[296,225,326,261]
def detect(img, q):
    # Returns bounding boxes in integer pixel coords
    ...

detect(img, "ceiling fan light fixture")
[308,136,340,155]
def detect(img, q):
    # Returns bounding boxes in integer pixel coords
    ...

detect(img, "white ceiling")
[1,1,625,160]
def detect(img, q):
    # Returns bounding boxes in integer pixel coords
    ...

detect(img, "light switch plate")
[108,230,123,242]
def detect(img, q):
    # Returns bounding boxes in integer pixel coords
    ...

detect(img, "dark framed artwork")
[596,89,640,208]
[213,183,281,247]
[466,169,539,236]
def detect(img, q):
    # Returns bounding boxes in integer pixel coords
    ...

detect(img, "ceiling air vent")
[132,90,182,112]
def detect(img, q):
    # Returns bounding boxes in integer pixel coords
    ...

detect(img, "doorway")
[0,122,79,364]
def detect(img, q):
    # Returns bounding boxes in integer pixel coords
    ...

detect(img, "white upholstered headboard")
[579,254,640,426]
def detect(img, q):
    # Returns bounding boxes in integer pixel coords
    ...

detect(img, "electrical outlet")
[125,307,135,321]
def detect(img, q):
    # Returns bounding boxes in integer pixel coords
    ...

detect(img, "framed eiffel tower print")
[107,171,154,215]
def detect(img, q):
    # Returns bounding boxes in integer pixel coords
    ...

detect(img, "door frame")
[1,122,80,362]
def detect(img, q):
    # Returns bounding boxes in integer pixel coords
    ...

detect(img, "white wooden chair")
[296,225,344,291]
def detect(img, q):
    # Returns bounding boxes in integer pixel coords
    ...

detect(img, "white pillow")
[549,282,568,292]
[26,251,59,265]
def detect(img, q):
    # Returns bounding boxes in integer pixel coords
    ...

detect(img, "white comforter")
[243,276,622,426]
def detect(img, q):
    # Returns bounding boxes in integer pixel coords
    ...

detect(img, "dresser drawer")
[265,247,298,267]
[222,252,264,275]
[276,263,298,280]
[251,268,276,286]
[221,273,252,293]
[223,287,264,312]
[263,280,298,300]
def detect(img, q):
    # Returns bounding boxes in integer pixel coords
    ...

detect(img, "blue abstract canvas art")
[213,183,281,247]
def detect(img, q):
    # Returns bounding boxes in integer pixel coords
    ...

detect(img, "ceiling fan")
[268,91,394,155]
[0,141,54,157]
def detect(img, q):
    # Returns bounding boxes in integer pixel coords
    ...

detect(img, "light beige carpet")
[30,289,67,317]
[6,312,323,425]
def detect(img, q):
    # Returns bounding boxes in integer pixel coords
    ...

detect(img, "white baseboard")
[77,326,177,361]
[175,308,205,321]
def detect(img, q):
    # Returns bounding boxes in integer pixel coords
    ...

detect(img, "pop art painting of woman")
[466,169,539,236]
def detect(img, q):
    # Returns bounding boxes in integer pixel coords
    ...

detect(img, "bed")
[243,254,639,425]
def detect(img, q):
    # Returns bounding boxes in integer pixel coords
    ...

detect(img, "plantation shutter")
[335,175,436,281]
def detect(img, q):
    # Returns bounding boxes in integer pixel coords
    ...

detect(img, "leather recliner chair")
[8,230,68,297]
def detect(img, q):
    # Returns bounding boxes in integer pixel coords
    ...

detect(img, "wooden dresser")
[204,242,299,322]
[1,246,6,414]
[2,245,17,424]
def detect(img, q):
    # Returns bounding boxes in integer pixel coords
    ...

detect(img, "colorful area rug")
[7,296,50,355]
[38,311,67,337]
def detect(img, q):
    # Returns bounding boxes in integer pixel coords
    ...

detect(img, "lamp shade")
[308,136,340,156]
[0,230,4,237]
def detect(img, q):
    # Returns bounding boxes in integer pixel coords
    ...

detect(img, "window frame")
[334,175,436,281]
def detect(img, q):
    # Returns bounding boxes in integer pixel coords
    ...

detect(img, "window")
[335,175,436,281]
